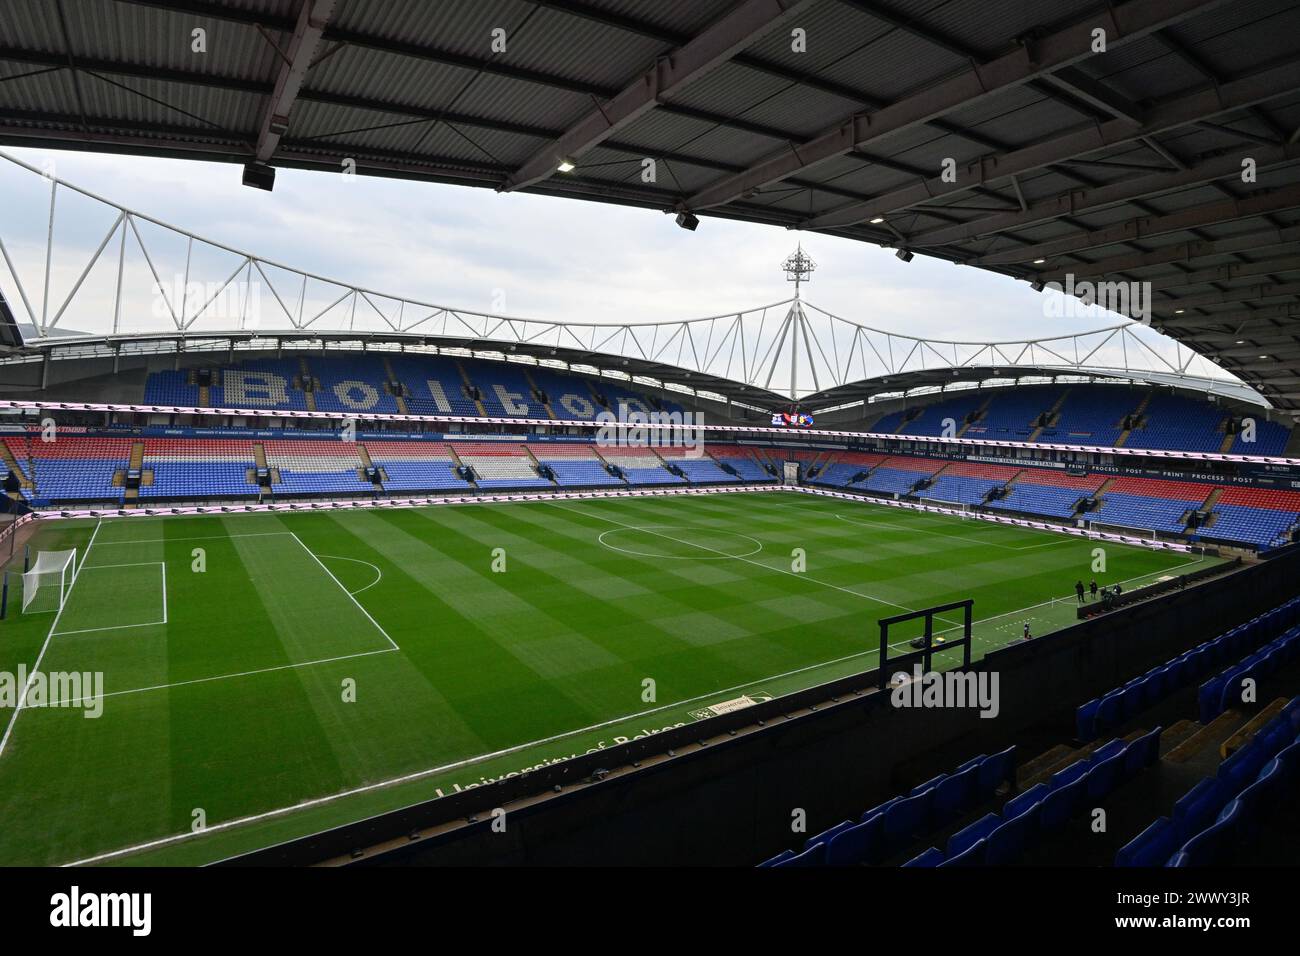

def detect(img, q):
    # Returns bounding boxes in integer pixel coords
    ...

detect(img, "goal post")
[919,496,971,517]
[21,548,77,614]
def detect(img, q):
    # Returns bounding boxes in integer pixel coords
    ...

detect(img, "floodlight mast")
[782,243,816,299]
[780,245,816,402]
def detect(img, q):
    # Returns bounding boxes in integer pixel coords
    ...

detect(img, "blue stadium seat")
[1003,783,1048,823]
[771,843,826,867]
[881,792,930,851]
[901,846,944,867]
[931,765,978,823]
[984,809,1036,865]
[1115,817,1181,867]
[937,838,986,867]
[946,812,1000,858]
[977,745,1017,795]
[1172,800,1242,866]
[825,816,885,866]
[1038,776,1086,831]
[1085,752,1128,801]
[1123,726,1162,777]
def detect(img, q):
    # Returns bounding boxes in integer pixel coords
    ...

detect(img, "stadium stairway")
[955,396,993,438]
[1,440,33,494]
[1114,392,1152,447]
[380,356,410,414]
[1027,388,1071,442]
[521,368,560,420]
[298,357,317,412]
[456,361,489,417]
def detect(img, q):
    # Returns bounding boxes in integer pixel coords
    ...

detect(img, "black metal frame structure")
[0,1,1297,404]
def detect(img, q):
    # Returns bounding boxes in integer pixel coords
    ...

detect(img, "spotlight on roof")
[556,159,576,173]
[242,162,275,192]
[675,211,700,232]
[895,249,913,263]
[1236,340,1245,345]
[1174,309,1185,314]
[870,217,885,224]
[1032,258,1046,265]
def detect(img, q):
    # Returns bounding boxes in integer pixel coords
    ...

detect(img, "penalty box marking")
[51,530,400,701]
[52,561,168,636]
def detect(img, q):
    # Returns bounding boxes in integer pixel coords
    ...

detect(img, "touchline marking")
[290,533,398,650]
[832,512,1072,551]
[554,502,962,626]
[316,554,383,595]
[62,632,929,868]
[58,647,399,708]
[931,551,1210,639]
[0,519,101,760]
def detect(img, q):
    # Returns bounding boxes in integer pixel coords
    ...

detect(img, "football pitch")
[0,490,1213,866]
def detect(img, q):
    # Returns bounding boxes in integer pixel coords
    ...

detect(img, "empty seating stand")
[1076,597,1300,742]
[1203,487,1300,550]
[865,385,1293,455]
[264,440,373,495]
[1093,477,1209,534]
[705,445,778,483]
[533,444,624,488]
[599,447,684,486]
[862,456,944,496]
[140,439,257,499]
[987,469,1102,519]
[1125,393,1226,452]
[144,354,680,422]
[760,747,1018,867]
[916,461,1018,506]
[456,442,551,489]
[1119,697,1300,866]
[365,441,467,492]
[25,437,134,503]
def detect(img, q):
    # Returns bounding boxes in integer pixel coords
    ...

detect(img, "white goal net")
[22,548,77,614]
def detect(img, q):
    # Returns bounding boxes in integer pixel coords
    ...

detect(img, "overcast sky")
[0,145,1231,388]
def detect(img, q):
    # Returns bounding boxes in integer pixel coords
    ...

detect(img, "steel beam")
[683,0,1229,211]
[502,0,818,191]
[1151,281,1300,312]
[1042,67,1145,124]
[972,183,1300,265]
[254,0,337,163]
[1033,226,1300,282]
[1147,255,1300,290]
[910,142,1300,247]
[799,54,1300,230]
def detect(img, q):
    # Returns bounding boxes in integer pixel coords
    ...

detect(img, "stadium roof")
[1,0,1298,405]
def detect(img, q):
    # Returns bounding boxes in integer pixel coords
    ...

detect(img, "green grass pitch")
[0,490,1210,865]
